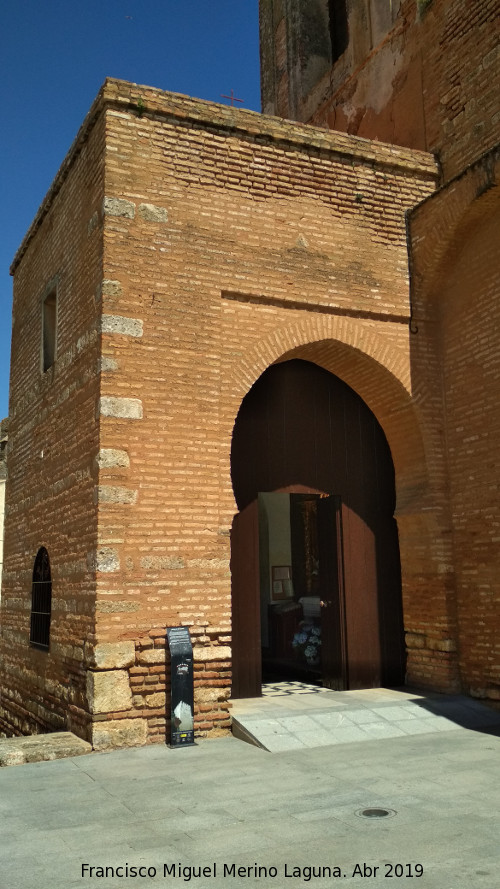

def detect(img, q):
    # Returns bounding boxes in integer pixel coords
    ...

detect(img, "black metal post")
[166,627,195,747]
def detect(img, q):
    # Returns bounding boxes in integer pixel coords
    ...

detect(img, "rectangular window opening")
[42,289,57,372]
[329,0,349,63]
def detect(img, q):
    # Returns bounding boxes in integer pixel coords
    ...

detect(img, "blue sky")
[0,0,261,420]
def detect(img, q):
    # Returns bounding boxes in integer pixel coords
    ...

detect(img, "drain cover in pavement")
[357,807,396,818]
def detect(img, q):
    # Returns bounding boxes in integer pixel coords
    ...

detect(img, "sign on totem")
[166,626,195,747]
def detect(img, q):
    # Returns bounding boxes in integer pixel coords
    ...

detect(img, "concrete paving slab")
[354,721,407,739]
[256,734,306,752]
[275,714,319,731]
[372,704,422,720]
[391,718,442,735]
[312,710,355,726]
[292,729,341,747]
[339,708,383,724]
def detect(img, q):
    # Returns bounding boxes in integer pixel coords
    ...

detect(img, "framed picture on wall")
[271,566,293,602]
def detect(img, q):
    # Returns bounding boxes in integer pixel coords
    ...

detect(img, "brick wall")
[0,107,105,739]
[410,148,500,703]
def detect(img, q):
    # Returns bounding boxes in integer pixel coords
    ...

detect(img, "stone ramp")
[0,731,91,767]
[231,684,500,753]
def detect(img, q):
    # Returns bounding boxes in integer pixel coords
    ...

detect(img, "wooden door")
[317,495,347,690]
[230,500,261,699]
[341,504,382,688]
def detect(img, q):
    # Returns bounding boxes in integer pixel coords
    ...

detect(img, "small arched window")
[30,547,52,650]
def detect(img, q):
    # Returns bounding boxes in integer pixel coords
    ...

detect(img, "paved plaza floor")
[1,688,500,889]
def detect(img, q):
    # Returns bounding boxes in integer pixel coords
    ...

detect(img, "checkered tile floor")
[262,681,330,696]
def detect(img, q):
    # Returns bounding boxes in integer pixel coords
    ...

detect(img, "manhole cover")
[356,807,396,819]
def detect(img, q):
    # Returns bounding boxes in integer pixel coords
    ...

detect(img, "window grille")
[30,547,52,650]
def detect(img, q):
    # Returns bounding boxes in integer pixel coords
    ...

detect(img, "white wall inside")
[258,492,293,646]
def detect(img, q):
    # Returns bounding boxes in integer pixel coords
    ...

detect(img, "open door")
[317,495,348,690]
[230,499,261,698]
[341,504,381,688]
[290,493,347,690]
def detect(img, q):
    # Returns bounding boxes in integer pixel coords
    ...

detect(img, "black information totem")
[166,626,195,747]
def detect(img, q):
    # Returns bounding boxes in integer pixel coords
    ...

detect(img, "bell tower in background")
[259,0,499,184]
[259,0,402,126]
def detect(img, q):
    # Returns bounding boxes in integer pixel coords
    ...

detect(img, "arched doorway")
[230,359,405,697]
